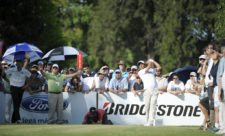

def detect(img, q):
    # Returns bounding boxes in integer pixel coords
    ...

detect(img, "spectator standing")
[216,45,225,135]
[138,59,161,126]
[40,63,81,124]
[5,59,31,123]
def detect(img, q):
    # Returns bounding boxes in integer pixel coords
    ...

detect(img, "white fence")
[0,91,203,125]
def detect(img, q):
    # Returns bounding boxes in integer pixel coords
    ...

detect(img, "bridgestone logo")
[104,103,201,117]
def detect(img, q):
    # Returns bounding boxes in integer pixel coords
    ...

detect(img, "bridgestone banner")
[0,91,203,125]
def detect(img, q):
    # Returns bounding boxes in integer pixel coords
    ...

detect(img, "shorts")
[200,97,209,111]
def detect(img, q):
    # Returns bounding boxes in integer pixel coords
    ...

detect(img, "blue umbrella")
[2,42,43,64]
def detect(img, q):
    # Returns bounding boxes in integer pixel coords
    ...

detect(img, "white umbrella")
[42,46,87,61]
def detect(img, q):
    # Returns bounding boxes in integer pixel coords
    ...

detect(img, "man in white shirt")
[167,74,185,95]
[109,69,128,94]
[5,59,31,123]
[156,68,168,94]
[138,59,161,126]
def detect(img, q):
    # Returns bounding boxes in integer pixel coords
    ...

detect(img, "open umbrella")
[42,46,87,61]
[168,66,198,84]
[2,42,43,64]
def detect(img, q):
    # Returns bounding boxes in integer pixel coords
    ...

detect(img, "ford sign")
[21,95,69,113]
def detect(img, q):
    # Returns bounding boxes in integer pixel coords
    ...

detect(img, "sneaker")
[16,120,22,124]
[48,120,56,124]
[56,120,64,124]
[215,130,225,135]
[144,123,153,127]
[208,127,219,132]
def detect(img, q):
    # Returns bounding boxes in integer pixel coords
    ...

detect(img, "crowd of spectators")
[0,43,225,135]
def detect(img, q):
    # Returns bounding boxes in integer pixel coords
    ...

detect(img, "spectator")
[216,45,225,135]
[99,65,110,79]
[64,76,82,93]
[5,59,31,123]
[27,65,45,94]
[197,55,207,83]
[206,49,220,130]
[109,69,128,94]
[156,68,168,94]
[131,76,144,96]
[82,63,95,78]
[40,63,82,124]
[138,59,161,126]
[112,60,128,79]
[45,61,53,73]
[37,61,44,72]
[81,63,95,92]
[167,74,185,96]
[137,60,145,71]
[63,67,76,88]
[93,69,109,94]
[1,61,12,123]
[185,72,201,95]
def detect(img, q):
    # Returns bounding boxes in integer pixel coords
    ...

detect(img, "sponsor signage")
[0,92,203,125]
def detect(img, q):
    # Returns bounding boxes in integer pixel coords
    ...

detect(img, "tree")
[154,0,217,73]
[215,0,225,39]
[87,0,155,69]
[0,0,65,52]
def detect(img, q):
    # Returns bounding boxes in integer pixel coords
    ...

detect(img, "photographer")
[82,107,109,124]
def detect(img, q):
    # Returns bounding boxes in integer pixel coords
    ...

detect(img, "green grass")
[0,125,217,136]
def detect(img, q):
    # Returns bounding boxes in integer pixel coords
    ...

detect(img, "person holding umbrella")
[39,63,82,124]
[5,59,31,123]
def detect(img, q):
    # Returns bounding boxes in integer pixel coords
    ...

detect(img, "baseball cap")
[118,60,125,65]
[47,61,53,65]
[52,64,59,69]
[69,67,75,71]
[199,55,206,59]
[115,69,121,73]
[131,65,138,70]
[38,61,44,65]
[137,60,145,65]
[98,69,105,75]
[102,65,109,69]
[31,65,38,72]
[190,72,197,77]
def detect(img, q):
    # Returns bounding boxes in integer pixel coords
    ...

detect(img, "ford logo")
[21,95,69,113]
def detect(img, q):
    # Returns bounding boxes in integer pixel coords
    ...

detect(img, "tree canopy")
[0,0,223,73]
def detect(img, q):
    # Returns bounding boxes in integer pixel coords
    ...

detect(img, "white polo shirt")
[94,76,109,89]
[167,81,185,92]
[138,68,157,90]
[5,66,31,87]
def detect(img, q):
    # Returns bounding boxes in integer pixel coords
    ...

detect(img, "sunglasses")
[199,58,205,61]
[190,75,196,77]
